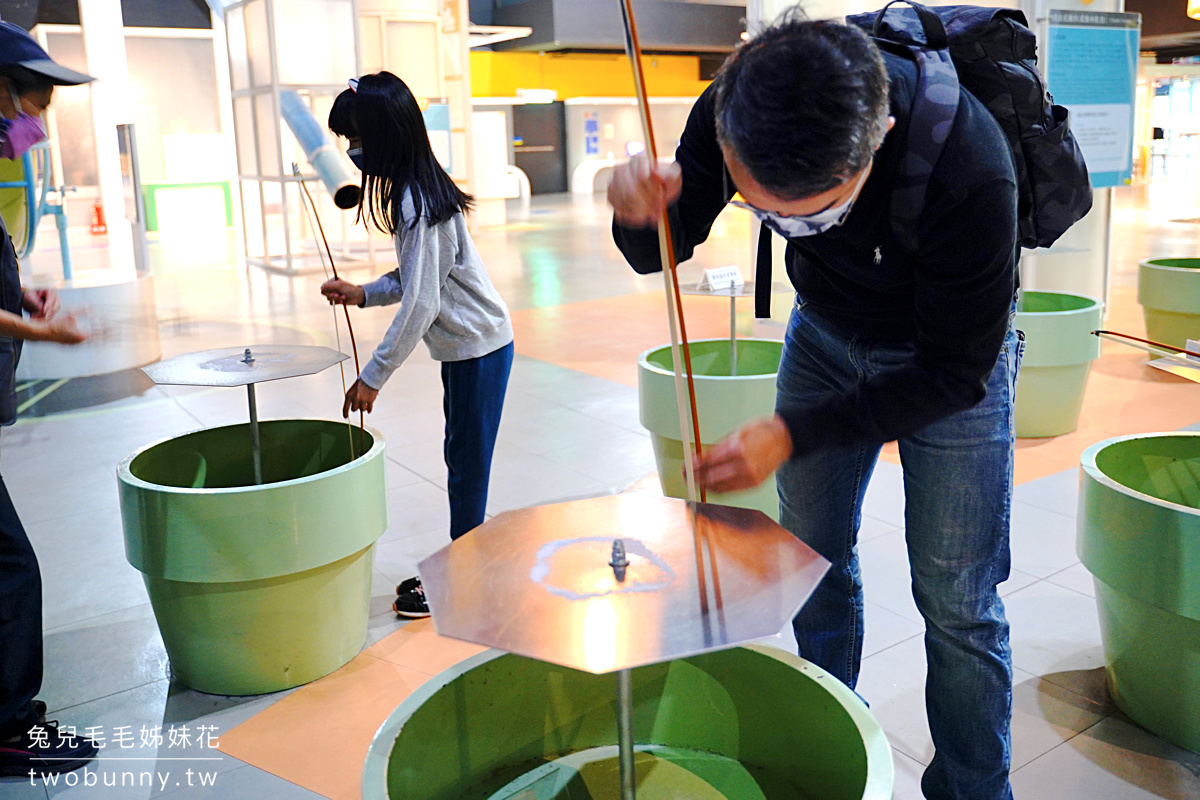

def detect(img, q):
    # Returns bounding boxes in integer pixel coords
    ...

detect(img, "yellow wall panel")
[470,51,713,98]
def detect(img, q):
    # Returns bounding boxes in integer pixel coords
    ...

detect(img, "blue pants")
[442,341,513,540]
[776,304,1022,800]
[0,469,42,739]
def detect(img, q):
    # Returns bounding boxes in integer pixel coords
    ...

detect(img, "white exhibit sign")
[697,266,745,292]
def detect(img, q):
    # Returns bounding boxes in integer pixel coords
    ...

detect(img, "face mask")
[0,91,45,161]
[729,163,871,239]
[347,146,364,172]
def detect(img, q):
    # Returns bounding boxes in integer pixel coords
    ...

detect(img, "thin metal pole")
[730,295,738,377]
[247,383,263,485]
[616,668,635,800]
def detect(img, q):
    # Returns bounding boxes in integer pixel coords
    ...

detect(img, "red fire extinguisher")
[90,202,107,235]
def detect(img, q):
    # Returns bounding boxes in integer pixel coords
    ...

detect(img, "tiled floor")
[3,175,1200,799]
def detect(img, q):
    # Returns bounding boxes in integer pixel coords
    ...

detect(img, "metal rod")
[247,383,263,485]
[617,0,705,503]
[730,295,738,377]
[617,668,635,800]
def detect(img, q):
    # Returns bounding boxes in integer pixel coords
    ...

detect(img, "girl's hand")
[321,279,365,307]
[693,414,793,494]
[343,378,379,417]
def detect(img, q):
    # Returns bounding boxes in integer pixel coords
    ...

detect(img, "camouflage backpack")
[753,1,1093,317]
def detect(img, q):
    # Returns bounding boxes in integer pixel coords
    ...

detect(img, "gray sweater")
[358,196,513,390]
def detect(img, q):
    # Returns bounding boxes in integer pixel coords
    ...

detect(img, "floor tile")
[890,749,927,800]
[377,480,450,544]
[862,600,923,658]
[1010,714,1200,800]
[366,617,487,677]
[42,603,168,716]
[859,529,921,624]
[39,555,150,632]
[861,460,906,529]
[1005,580,1107,700]
[1009,500,1080,579]
[1014,467,1081,518]
[0,776,49,798]
[855,635,934,765]
[1046,562,1097,598]
[1010,667,1111,770]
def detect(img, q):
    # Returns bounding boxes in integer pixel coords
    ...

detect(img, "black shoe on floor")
[393,579,430,618]
[0,720,99,777]
[395,576,421,596]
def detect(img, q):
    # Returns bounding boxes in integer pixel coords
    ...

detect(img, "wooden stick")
[295,169,367,454]
[1093,329,1200,360]
[617,0,706,504]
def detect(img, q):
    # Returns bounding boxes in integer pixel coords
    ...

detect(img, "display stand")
[413,493,832,800]
[141,344,347,484]
[678,281,790,376]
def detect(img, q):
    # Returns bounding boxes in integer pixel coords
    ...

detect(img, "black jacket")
[613,52,1019,457]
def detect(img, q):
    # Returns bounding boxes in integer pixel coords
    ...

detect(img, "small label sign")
[697,266,745,292]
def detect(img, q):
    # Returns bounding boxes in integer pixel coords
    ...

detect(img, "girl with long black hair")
[322,71,514,618]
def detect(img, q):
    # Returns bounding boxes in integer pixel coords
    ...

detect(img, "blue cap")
[0,21,94,85]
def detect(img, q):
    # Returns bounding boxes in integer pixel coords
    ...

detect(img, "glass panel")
[246,0,273,88]
[226,6,250,90]
[255,93,281,176]
[384,20,440,100]
[275,0,356,85]
[234,96,258,176]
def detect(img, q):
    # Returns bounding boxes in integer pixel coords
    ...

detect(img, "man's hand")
[342,378,379,418]
[321,278,365,307]
[694,414,793,494]
[22,288,59,320]
[28,314,85,345]
[607,153,683,229]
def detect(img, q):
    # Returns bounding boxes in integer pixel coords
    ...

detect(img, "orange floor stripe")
[510,291,751,387]
[218,620,486,800]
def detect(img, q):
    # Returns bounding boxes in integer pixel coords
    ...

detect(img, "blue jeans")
[776,304,1022,800]
[442,341,513,540]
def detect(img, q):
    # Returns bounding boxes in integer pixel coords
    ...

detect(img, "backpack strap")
[755,220,772,318]
[874,1,960,253]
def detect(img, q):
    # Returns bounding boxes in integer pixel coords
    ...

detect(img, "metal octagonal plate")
[419,493,830,674]
[142,345,348,387]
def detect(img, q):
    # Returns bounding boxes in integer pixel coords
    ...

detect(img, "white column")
[79,0,136,278]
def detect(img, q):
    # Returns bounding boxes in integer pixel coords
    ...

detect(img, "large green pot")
[362,646,893,800]
[118,419,387,695]
[1014,291,1103,438]
[639,339,783,520]
[1138,258,1200,353]
[1078,433,1200,753]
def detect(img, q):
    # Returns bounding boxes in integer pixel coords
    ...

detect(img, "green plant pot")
[362,646,893,800]
[1078,433,1200,753]
[118,419,387,695]
[1014,291,1103,438]
[639,339,783,520]
[1138,258,1200,354]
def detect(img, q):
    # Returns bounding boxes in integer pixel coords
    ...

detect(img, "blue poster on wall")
[1046,10,1141,189]
[422,101,453,174]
